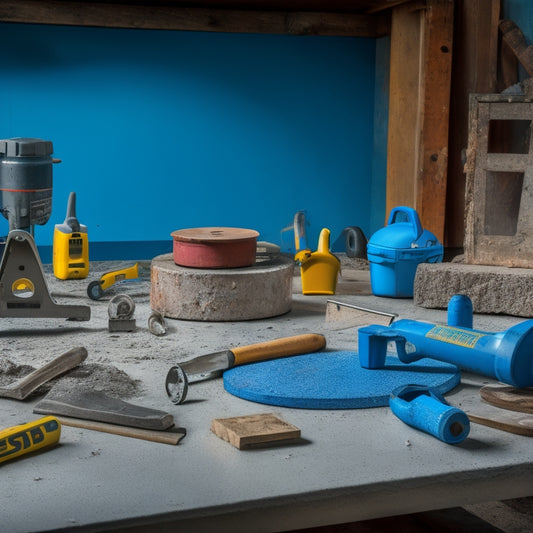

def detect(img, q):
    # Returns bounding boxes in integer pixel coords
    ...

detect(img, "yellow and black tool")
[53,191,89,280]
[0,416,61,464]
[87,262,151,300]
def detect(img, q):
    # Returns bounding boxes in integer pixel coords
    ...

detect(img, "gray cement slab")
[414,262,533,317]
[0,260,532,532]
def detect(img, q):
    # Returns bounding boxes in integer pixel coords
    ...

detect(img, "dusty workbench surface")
[0,261,532,533]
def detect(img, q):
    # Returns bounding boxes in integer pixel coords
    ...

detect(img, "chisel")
[165,333,326,404]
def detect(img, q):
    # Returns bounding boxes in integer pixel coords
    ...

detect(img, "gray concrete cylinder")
[150,254,294,321]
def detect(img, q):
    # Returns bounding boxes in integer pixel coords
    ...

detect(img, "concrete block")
[150,253,293,321]
[414,262,533,317]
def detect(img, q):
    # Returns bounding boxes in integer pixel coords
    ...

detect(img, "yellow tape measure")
[0,416,61,464]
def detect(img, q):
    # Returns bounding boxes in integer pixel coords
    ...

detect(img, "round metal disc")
[165,364,189,404]
[170,227,259,244]
[87,280,105,300]
[108,294,135,319]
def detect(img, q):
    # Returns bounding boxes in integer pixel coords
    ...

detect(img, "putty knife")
[34,389,174,430]
[325,300,396,330]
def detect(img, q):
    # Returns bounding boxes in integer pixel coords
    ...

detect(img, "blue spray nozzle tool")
[390,384,470,444]
[358,295,533,388]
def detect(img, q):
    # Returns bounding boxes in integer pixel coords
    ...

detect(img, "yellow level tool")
[0,416,61,464]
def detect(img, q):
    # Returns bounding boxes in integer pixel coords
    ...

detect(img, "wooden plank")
[56,416,186,445]
[500,19,533,78]
[0,0,390,37]
[66,0,404,12]
[366,0,419,14]
[467,408,533,437]
[386,3,422,211]
[414,0,454,243]
[445,0,500,248]
[386,0,454,243]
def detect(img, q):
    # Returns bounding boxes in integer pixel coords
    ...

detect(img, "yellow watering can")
[295,228,340,295]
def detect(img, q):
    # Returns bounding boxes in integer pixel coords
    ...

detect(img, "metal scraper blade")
[325,300,396,330]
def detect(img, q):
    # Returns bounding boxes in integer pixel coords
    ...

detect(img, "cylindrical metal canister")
[0,137,54,231]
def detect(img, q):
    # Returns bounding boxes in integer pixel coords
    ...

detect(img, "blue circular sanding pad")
[223,351,460,409]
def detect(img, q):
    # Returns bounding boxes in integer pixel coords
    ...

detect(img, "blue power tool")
[358,296,533,388]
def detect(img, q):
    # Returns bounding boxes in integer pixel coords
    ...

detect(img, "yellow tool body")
[0,416,61,464]
[53,192,89,280]
[53,230,89,279]
[87,262,150,300]
[100,264,140,291]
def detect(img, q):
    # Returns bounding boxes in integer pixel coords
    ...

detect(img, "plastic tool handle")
[389,385,470,444]
[387,206,423,240]
[316,228,331,254]
[0,416,61,464]
[231,333,326,366]
[64,191,80,232]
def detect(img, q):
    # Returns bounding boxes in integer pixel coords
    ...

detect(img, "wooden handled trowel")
[165,333,326,404]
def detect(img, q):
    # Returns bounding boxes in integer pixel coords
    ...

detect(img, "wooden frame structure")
[465,94,533,267]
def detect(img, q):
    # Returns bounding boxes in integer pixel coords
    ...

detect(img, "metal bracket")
[0,230,90,320]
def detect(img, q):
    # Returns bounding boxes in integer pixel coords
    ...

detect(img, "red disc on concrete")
[170,227,259,268]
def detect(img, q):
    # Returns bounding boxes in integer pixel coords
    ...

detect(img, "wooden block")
[211,413,301,449]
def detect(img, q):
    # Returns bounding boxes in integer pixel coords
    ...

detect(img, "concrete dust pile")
[0,358,140,399]
[0,359,34,383]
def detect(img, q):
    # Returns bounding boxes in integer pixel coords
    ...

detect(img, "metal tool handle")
[231,333,326,366]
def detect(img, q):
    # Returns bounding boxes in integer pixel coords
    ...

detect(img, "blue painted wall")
[0,23,384,260]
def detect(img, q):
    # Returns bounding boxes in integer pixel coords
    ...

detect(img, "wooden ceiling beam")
[0,1,391,37]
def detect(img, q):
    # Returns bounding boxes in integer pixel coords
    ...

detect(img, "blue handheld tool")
[389,385,470,444]
[359,297,533,388]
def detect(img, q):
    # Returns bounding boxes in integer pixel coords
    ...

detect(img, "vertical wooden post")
[446,0,500,249]
[386,0,454,242]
